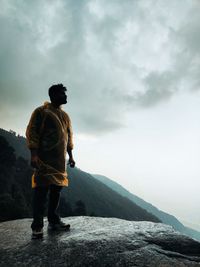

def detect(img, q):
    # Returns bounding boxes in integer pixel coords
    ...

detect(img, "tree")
[59,196,73,217]
[0,135,16,168]
[0,136,16,194]
[74,200,87,216]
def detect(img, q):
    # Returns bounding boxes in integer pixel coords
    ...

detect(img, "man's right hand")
[31,155,39,169]
[30,149,39,169]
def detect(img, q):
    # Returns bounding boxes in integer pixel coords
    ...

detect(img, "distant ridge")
[93,174,200,241]
[63,167,160,222]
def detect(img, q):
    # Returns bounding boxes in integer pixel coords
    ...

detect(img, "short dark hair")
[48,84,67,99]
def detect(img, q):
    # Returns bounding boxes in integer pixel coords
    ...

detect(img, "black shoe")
[48,221,70,231]
[32,228,43,239]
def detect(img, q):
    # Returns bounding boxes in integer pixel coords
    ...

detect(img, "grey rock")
[0,216,200,267]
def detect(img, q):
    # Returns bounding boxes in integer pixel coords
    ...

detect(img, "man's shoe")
[48,221,70,231]
[32,228,43,239]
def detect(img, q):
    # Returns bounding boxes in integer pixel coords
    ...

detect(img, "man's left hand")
[68,158,75,168]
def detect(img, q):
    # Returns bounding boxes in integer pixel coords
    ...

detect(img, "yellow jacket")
[26,102,73,188]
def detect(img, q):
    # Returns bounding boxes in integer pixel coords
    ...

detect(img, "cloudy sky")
[0,0,200,229]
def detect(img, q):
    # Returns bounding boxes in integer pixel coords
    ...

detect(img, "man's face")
[53,89,67,105]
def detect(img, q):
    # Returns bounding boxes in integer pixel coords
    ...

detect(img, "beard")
[62,97,67,104]
[58,96,67,105]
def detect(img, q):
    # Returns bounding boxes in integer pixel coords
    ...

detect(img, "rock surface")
[0,216,200,267]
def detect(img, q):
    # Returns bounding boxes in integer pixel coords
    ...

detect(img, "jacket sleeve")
[67,115,74,150]
[26,108,43,150]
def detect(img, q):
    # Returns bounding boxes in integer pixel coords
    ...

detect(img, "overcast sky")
[0,0,200,229]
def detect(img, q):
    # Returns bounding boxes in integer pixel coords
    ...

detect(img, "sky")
[0,0,200,229]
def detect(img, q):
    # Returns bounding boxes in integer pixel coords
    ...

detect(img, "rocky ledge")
[0,216,200,267]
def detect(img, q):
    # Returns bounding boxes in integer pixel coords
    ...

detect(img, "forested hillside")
[0,130,159,223]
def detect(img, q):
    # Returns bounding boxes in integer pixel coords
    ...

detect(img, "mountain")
[181,220,200,232]
[93,174,200,241]
[0,129,159,223]
[0,128,30,160]
[62,167,159,222]
[1,128,199,241]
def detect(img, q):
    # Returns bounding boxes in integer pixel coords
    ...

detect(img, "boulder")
[0,216,200,266]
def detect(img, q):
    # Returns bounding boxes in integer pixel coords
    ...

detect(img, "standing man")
[26,84,75,239]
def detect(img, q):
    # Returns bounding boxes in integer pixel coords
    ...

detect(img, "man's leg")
[31,186,49,230]
[48,184,62,224]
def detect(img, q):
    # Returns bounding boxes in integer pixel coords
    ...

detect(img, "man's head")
[48,84,67,106]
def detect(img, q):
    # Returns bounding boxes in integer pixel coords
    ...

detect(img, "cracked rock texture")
[0,216,200,267]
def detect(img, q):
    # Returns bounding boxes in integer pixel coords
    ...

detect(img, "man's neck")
[51,102,61,109]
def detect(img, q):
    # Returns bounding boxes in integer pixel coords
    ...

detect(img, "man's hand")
[68,157,75,168]
[31,155,39,169]
[67,148,75,168]
[30,149,39,169]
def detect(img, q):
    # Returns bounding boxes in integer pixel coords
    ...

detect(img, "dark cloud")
[0,0,199,135]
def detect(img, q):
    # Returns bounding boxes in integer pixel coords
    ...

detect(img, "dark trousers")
[31,184,62,230]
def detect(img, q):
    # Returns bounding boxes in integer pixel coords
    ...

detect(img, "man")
[26,84,75,239]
